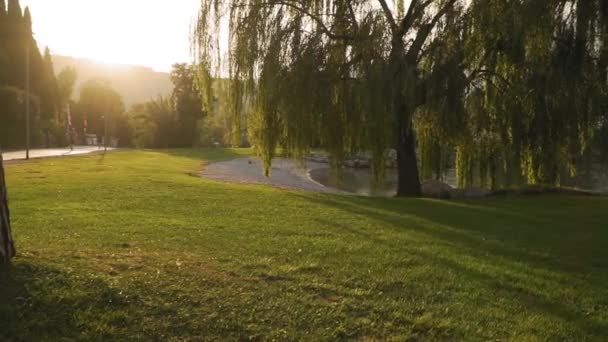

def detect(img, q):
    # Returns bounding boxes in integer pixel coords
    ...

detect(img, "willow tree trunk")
[390,39,422,197]
[396,120,422,197]
[0,153,16,263]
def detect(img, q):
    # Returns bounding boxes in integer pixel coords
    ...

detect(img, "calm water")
[309,166,608,197]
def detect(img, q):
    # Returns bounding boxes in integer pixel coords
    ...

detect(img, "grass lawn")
[1,149,607,341]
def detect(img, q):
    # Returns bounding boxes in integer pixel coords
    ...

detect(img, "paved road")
[2,146,114,161]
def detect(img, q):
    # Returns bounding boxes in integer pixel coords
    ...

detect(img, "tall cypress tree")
[0,0,7,85]
[4,0,24,87]
[40,46,58,121]
[0,0,6,17]
[7,0,20,20]
[22,4,30,34]
[0,2,63,148]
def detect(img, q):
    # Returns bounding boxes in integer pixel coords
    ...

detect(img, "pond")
[309,165,608,197]
[309,167,457,197]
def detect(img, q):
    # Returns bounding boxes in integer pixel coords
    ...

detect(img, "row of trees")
[67,64,209,149]
[0,1,143,151]
[59,66,234,149]
[130,64,214,148]
[0,0,210,150]
[194,0,608,196]
[0,1,210,150]
[0,0,71,148]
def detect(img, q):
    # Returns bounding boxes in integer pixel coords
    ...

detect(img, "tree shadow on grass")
[297,193,608,276]
[0,260,264,340]
[293,193,608,338]
[0,261,136,341]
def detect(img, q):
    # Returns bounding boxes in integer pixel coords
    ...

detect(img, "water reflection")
[309,166,608,197]
[309,168,399,197]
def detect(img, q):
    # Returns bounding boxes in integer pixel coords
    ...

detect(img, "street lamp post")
[101,114,108,153]
[105,112,108,152]
[25,44,30,160]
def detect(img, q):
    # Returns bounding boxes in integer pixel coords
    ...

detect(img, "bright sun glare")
[20,0,201,72]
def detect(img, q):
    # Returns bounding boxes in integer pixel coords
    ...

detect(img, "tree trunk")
[389,44,423,197]
[0,153,16,263]
[396,119,422,197]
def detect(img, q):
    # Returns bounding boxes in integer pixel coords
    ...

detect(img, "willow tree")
[453,0,608,189]
[195,0,467,196]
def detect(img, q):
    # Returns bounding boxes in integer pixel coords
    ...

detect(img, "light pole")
[103,113,108,153]
[25,44,30,160]
[104,96,112,153]
[67,103,73,151]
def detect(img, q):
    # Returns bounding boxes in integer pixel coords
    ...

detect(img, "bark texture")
[0,153,16,263]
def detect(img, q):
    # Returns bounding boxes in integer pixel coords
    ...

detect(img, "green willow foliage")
[449,0,608,189]
[195,0,607,193]
[195,0,464,196]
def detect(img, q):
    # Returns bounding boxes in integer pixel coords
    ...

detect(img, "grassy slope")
[1,149,607,341]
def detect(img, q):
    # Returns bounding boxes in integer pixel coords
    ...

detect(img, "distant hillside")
[52,55,173,107]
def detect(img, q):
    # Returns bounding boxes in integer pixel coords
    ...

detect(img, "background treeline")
[67,63,230,149]
[129,64,231,148]
[0,1,128,149]
[0,1,228,150]
[60,63,221,149]
[0,0,66,149]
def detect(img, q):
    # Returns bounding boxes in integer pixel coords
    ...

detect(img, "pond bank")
[201,157,608,197]
[200,157,340,194]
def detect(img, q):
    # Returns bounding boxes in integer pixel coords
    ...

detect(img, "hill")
[52,55,173,107]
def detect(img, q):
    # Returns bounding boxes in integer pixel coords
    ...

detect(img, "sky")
[20,0,202,72]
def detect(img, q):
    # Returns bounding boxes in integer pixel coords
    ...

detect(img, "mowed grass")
[1,149,607,341]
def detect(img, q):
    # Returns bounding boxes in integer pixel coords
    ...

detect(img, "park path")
[201,157,340,194]
[2,146,114,161]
